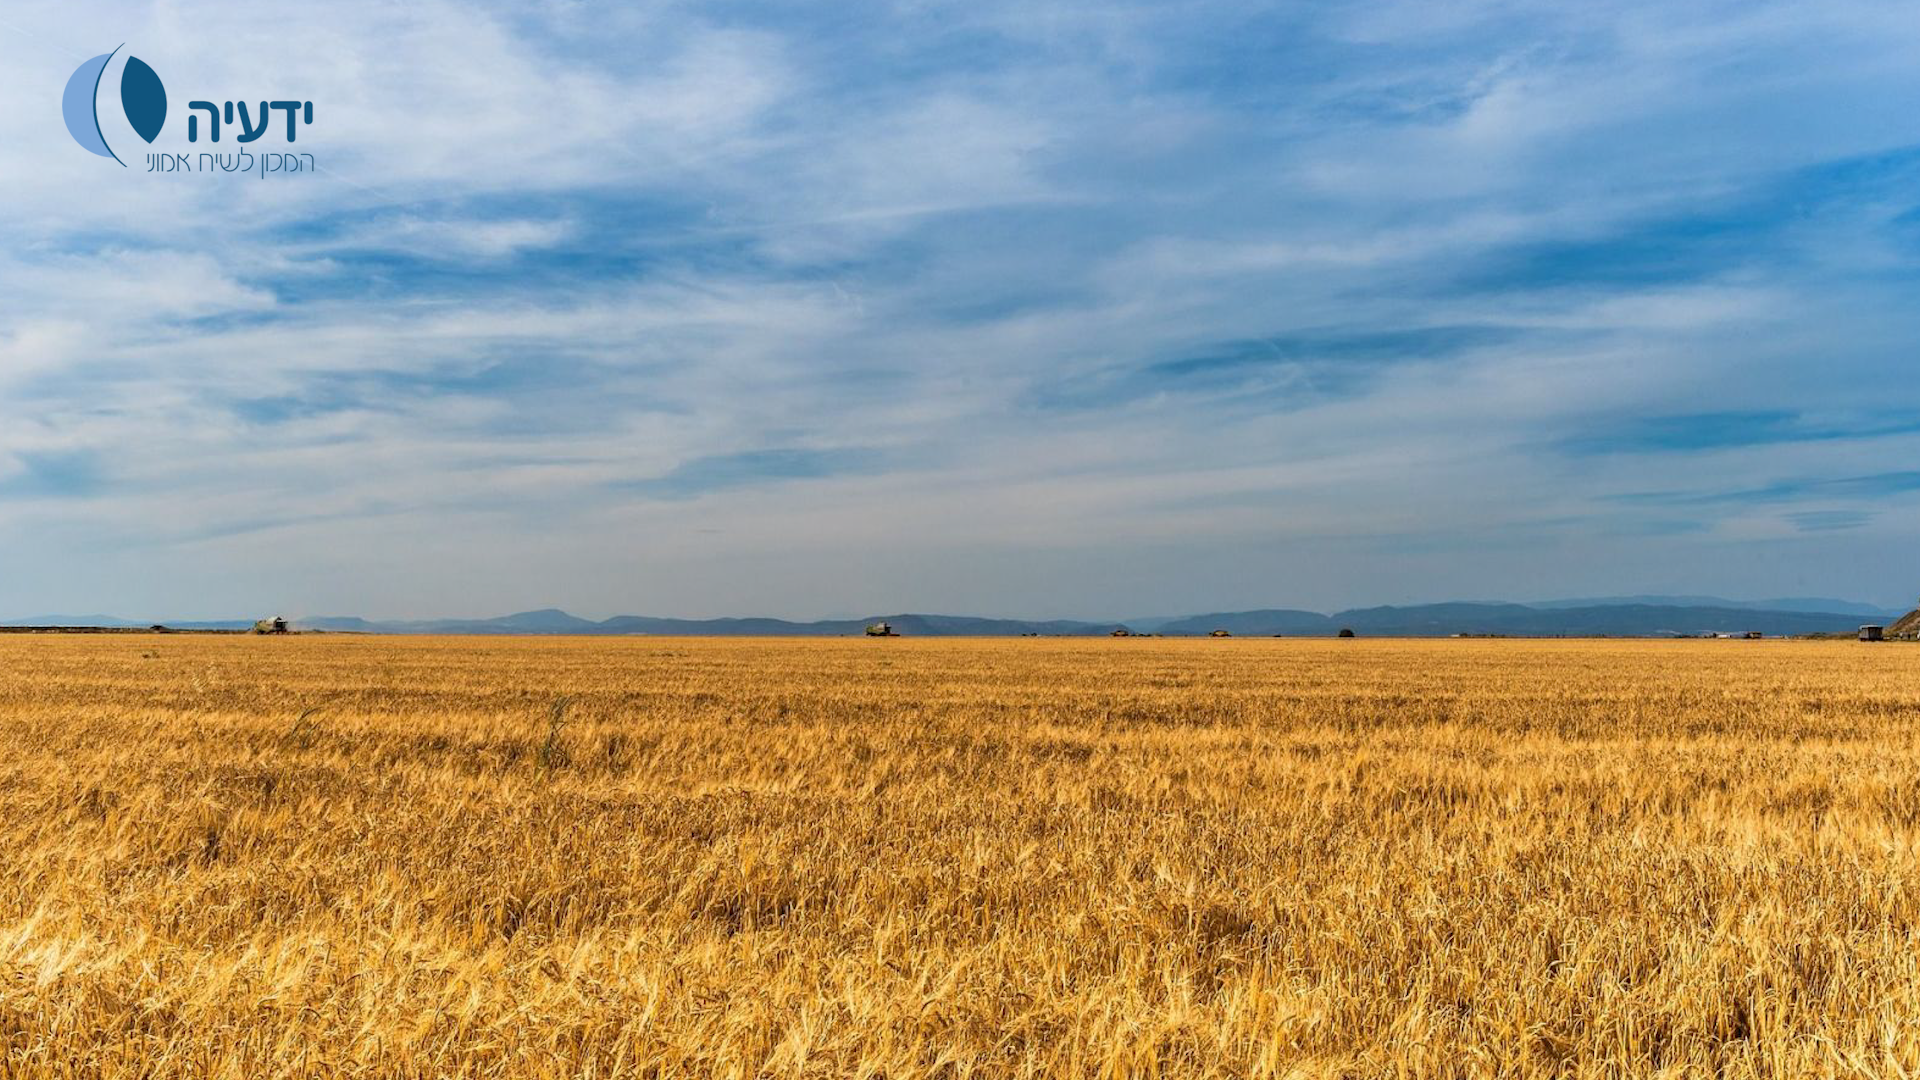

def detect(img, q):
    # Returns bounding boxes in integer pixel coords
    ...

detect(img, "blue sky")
[2,0,1919,619]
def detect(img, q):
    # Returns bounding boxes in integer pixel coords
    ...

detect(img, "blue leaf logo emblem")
[121,56,167,144]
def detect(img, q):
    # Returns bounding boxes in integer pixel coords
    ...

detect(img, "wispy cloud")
[1560,411,1920,455]
[618,448,886,500]
[1787,509,1873,532]
[0,449,103,499]
[1616,472,1920,507]
[1033,326,1521,411]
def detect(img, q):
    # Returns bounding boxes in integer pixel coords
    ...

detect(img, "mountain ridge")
[10,596,1901,637]
[1524,595,1904,618]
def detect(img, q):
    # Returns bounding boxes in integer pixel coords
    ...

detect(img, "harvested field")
[2,635,1919,1077]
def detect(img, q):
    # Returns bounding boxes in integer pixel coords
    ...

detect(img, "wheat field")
[2,634,1919,1078]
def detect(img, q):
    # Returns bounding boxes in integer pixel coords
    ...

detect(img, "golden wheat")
[2,634,1919,1077]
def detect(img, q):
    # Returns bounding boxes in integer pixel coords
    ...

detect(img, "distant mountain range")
[291,610,1138,637]
[1147,603,1893,638]
[6,596,1908,637]
[1523,595,1902,618]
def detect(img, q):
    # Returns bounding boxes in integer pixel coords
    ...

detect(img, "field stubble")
[2,635,1919,1077]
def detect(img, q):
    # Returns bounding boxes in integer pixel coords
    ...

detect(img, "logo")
[62,48,316,177]
[62,45,166,166]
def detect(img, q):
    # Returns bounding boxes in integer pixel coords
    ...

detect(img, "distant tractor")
[1209,629,1231,638]
[252,616,289,635]
[1861,625,1886,642]
[865,622,897,637]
